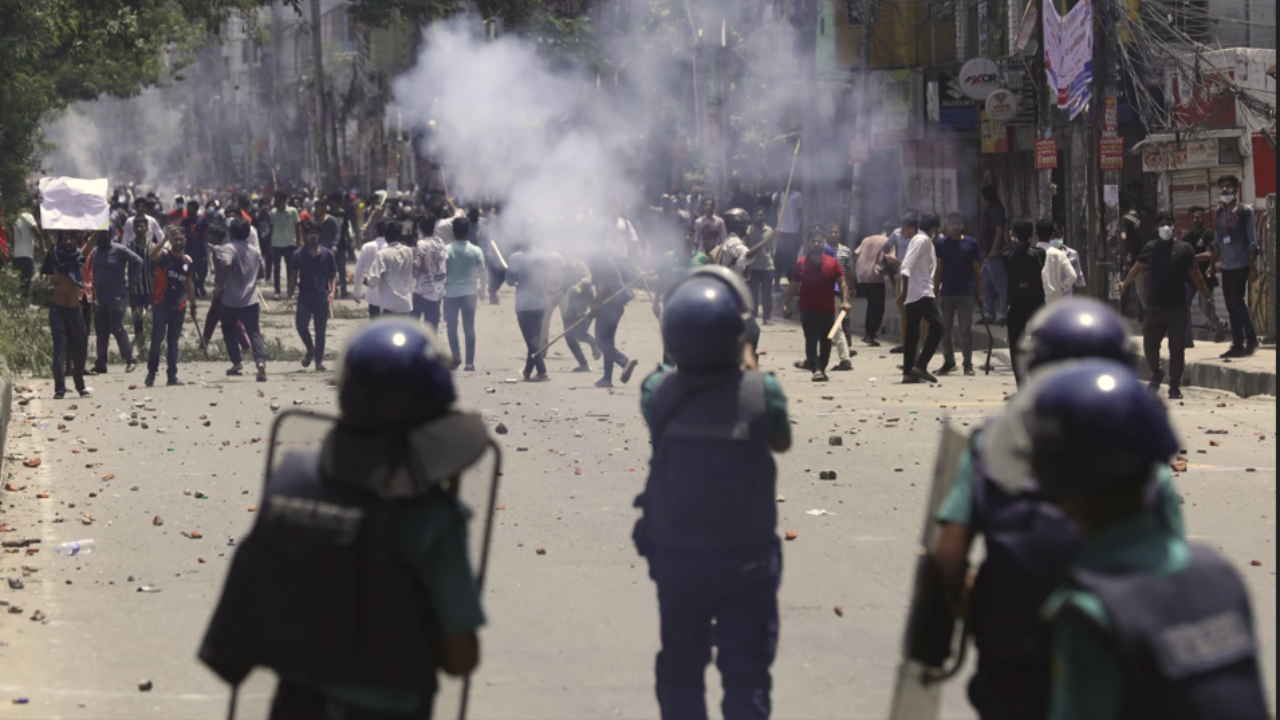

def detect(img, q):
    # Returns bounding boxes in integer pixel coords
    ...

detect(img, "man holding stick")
[782,229,850,382]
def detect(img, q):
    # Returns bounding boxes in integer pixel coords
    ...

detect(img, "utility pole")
[798,0,819,229]
[310,0,332,194]
[849,0,874,243]
[1093,0,1120,303]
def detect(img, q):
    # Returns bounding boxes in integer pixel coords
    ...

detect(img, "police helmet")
[662,266,753,372]
[1017,297,1135,379]
[723,208,751,237]
[1028,359,1178,497]
[338,319,456,428]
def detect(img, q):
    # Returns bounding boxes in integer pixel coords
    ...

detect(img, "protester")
[1034,219,1078,304]
[9,201,39,299]
[979,186,1008,325]
[287,219,338,372]
[561,256,600,372]
[480,203,506,305]
[145,227,198,387]
[413,214,448,333]
[87,229,143,374]
[179,199,209,298]
[41,231,91,399]
[1119,181,1153,320]
[884,207,920,354]
[326,193,354,298]
[202,220,253,355]
[1182,205,1228,347]
[589,243,640,388]
[745,207,776,323]
[363,221,416,318]
[506,247,553,382]
[214,218,268,382]
[1004,217,1048,387]
[126,216,157,355]
[1209,174,1260,358]
[827,223,855,371]
[782,228,850,382]
[268,191,302,300]
[897,212,943,384]
[853,221,895,347]
[445,216,484,371]
[933,212,983,375]
[123,199,164,247]
[694,198,727,256]
[772,185,803,291]
[1115,211,1216,400]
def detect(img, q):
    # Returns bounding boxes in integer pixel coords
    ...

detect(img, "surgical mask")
[1158,226,1175,241]
[1050,238,1064,249]
[1220,192,1236,203]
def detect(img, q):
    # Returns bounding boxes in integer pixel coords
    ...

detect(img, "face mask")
[1220,193,1235,203]
[1158,226,1174,241]
[1050,238,1064,249]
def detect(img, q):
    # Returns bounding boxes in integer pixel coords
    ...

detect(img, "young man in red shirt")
[783,228,851,382]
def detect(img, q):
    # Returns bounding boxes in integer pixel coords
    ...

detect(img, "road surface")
[0,289,1274,719]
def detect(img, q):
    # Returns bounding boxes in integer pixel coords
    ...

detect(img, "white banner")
[37,177,110,231]
[1043,0,1093,119]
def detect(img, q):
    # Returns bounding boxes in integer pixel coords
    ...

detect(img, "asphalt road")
[0,288,1274,720]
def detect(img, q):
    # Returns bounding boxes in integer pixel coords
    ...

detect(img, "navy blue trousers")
[648,541,781,720]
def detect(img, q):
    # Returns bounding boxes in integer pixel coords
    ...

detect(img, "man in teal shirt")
[1030,360,1267,720]
[269,190,302,300]
[444,215,484,371]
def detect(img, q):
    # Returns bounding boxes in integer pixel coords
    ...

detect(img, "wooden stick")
[827,309,847,340]
[534,274,646,358]
[489,239,508,270]
[776,139,802,235]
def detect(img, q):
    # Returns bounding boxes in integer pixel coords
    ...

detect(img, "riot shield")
[888,421,971,720]
[264,409,503,720]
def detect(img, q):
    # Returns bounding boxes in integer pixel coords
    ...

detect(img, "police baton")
[533,274,648,358]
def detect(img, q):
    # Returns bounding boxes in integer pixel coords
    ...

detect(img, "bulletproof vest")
[1006,245,1046,298]
[199,450,440,693]
[640,371,777,550]
[1069,545,1268,720]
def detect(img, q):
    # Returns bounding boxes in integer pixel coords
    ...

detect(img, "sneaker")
[301,350,314,368]
[166,378,185,387]
[226,364,244,376]
[1168,387,1184,400]
[794,360,812,370]
[982,316,998,326]
[594,378,614,388]
[1186,340,1196,349]
[811,370,829,382]
[1148,368,1165,391]
[464,364,476,372]
[910,367,939,384]
[572,364,592,373]
[847,348,858,357]
[964,366,976,376]
[449,361,462,371]
[1213,327,1229,343]
[315,364,328,372]
[1219,346,1247,359]
[1245,338,1259,356]
[832,360,853,371]
[995,318,1008,327]
[762,319,773,326]
[936,363,957,375]
[866,338,881,347]
[531,373,551,382]
[617,359,638,384]
[125,360,137,373]
[145,372,156,388]
[256,364,268,382]
[78,388,92,398]
[889,346,904,354]
[901,375,922,384]
[273,292,281,301]
[87,367,101,376]
[53,391,66,400]
[591,345,602,361]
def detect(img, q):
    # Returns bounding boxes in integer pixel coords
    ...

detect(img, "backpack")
[1005,244,1046,298]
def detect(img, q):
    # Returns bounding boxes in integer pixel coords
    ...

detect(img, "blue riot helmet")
[722,208,751,237]
[338,318,456,429]
[662,266,753,373]
[1017,297,1135,379]
[1028,359,1179,498]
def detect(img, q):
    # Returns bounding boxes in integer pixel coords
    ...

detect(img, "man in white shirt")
[352,218,388,317]
[1034,220,1079,303]
[363,220,415,316]
[9,202,42,298]
[413,217,448,332]
[123,201,163,246]
[896,211,945,384]
[881,206,921,354]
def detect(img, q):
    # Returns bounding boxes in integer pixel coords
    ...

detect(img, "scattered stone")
[1246,468,1257,473]
[828,436,843,447]
[484,387,496,394]
[194,491,208,499]
[495,423,509,435]
[1209,440,1220,447]
[784,531,798,541]
[834,606,844,617]
[4,484,19,492]
[153,516,164,526]
[137,586,161,593]
[818,471,837,480]
[574,467,582,476]
[138,680,153,692]
[1171,460,1188,473]
[8,578,23,590]
[35,493,49,499]
[30,609,46,621]
[516,447,529,452]
[101,473,115,480]
[1251,560,1262,567]
[536,547,547,555]
[21,458,41,468]
[247,506,257,513]
[1216,402,1227,408]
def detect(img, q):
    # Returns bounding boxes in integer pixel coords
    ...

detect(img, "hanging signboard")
[937,71,980,131]
[849,140,870,165]
[1140,139,1219,172]
[1103,96,1119,136]
[1100,137,1126,171]
[1035,138,1059,169]
[959,58,1001,101]
[1044,0,1094,119]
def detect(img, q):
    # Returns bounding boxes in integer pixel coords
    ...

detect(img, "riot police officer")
[1030,360,1268,720]
[930,297,1186,720]
[200,318,492,720]
[633,266,792,720]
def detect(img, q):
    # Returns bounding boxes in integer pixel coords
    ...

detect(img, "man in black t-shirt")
[1002,217,1046,388]
[1115,211,1216,400]
[1181,205,1227,346]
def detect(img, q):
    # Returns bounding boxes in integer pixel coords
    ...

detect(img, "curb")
[0,376,11,475]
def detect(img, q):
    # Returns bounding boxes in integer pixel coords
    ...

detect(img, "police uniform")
[635,266,790,720]
[1028,360,1269,720]
[200,320,492,720]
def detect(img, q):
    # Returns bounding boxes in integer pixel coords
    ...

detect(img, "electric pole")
[798,0,819,229]
[310,0,333,194]
[849,0,874,243]
[1094,0,1120,303]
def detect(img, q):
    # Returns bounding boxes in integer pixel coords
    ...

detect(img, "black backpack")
[1005,244,1046,299]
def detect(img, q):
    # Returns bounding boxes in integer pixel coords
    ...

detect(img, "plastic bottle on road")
[53,540,96,556]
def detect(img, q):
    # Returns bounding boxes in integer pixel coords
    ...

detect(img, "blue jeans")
[412,294,441,334]
[648,541,782,720]
[221,303,267,367]
[982,260,1008,320]
[148,303,186,379]
[295,298,328,361]
[444,294,477,365]
[517,309,547,377]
